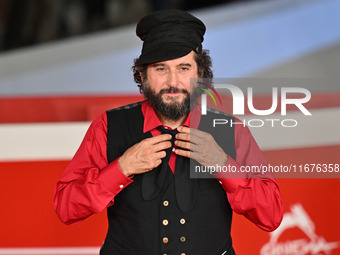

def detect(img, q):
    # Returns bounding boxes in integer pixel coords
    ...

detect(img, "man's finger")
[175,132,190,142]
[174,148,191,158]
[174,140,191,150]
[151,140,172,153]
[153,150,167,160]
[177,126,190,133]
[177,126,207,140]
[145,134,172,145]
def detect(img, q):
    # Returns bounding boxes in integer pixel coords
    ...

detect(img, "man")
[53,9,283,255]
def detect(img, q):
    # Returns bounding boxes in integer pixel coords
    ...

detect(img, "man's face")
[142,51,199,121]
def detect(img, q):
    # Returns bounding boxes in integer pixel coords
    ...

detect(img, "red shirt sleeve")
[215,121,283,232]
[53,113,133,225]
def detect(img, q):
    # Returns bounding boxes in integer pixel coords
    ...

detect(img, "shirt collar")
[141,100,201,133]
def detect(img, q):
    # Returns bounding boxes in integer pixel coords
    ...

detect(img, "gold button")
[163,200,169,206]
[180,236,186,242]
[163,237,168,244]
[162,219,169,226]
[180,218,186,224]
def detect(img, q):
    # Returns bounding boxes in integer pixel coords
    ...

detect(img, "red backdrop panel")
[0,161,107,247]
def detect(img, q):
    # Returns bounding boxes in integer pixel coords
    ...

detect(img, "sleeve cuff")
[213,156,248,193]
[98,158,133,194]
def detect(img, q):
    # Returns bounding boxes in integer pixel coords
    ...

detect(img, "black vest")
[101,102,236,255]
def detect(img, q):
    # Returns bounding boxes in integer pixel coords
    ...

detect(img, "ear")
[137,66,145,83]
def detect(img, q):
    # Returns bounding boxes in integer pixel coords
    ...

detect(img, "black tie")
[142,126,197,212]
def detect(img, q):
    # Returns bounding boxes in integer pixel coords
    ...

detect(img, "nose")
[166,70,179,87]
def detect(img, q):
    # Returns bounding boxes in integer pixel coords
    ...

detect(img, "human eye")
[179,66,190,72]
[156,67,166,72]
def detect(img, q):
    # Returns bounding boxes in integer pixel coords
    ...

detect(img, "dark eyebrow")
[151,63,192,68]
[151,63,166,67]
[178,63,192,67]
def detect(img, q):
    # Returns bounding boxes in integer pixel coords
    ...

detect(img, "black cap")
[135,9,206,65]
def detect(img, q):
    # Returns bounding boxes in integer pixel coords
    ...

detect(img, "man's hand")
[118,134,172,177]
[174,126,228,167]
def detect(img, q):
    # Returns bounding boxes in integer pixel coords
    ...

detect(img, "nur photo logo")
[194,78,313,128]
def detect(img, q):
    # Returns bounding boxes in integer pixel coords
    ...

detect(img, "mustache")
[159,87,189,95]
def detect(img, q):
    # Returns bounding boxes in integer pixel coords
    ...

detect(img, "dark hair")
[132,49,213,93]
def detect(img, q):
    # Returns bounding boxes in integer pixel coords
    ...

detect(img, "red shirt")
[53,101,283,231]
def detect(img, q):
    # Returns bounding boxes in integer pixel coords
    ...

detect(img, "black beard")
[142,83,191,121]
